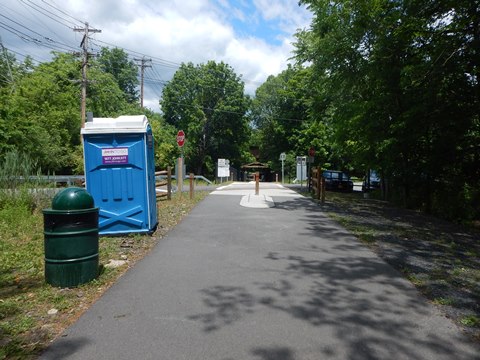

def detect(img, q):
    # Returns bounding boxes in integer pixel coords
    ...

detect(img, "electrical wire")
[19,0,78,29]
[2,1,306,111]
[40,0,86,25]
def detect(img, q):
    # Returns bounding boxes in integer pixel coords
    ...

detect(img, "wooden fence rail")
[155,167,172,201]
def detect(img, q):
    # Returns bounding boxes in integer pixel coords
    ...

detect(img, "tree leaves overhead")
[97,47,139,104]
[250,64,330,172]
[296,0,480,219]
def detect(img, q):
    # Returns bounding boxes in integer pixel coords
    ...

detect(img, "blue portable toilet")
[81,115,158,235]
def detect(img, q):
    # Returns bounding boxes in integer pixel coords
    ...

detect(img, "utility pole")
[0,37,15,91]
[74,22,101,128]
[134,57,152,109]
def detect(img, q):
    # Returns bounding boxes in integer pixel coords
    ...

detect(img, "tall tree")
[97,47,139,103]
[250,65,330,172]
[0,51,144,174]
[0,53,80,172]
[160,61,250,176]
[295,0,480,220]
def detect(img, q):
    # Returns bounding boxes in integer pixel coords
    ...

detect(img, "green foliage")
[295,0,480,221]
[0,53,81,173]
[160,61,250,176]
[0,150,50,213]
[250,65,332,174]
[460,315,480,327]
[97,47,139,103]
[0,150,39,189]
[146,109,179,170]
[0,49,146,175]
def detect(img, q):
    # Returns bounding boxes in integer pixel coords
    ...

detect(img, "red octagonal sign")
[176,130,185,147]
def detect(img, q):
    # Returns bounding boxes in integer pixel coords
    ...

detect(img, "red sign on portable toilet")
[177,130,185,147]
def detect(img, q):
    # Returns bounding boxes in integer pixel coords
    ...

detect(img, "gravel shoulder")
[309,190,480,342]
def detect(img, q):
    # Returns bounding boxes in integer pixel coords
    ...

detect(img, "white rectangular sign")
[218,167,230,178]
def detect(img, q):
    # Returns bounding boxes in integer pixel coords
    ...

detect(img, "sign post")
[176,130,185,193]
[296,156,307,188]
[308,147,315,191]
[279,152,286,184]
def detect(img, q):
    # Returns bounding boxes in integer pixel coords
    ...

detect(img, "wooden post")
[321,177,326,204]
[317,167,321,200]
[189,173,194,199]
[255,172,260,195]
[167,166,172,200]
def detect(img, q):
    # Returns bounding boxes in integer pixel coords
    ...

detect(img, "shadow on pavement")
[188,195,479,359]
[39,337,91,359]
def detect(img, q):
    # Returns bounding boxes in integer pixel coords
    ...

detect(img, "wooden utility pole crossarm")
[73,23,101,129]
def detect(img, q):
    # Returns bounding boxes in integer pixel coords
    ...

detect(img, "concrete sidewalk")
[40,183,479,360]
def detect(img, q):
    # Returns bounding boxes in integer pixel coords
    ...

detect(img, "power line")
[40,0,85,24]
[0,19,79,53]
[19,0,78,29]
[2,1,303,109]
[163,99,305,123]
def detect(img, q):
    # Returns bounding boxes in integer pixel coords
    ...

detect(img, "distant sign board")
[296,156,307,181]
[217,158,230,178]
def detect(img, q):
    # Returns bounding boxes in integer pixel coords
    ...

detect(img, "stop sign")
[176,130,185,147]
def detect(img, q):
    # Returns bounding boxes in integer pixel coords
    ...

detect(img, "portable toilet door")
[81,115,158,235]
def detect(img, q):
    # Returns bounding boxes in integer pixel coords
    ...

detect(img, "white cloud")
[253,0,311,33]
[2,0,311,112]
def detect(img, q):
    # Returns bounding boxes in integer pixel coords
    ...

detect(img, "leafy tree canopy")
[160,61,250,176]
[295,0,480,219]
[97,47,139,104]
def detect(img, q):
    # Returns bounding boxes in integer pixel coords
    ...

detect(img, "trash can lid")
[52,187,95,210]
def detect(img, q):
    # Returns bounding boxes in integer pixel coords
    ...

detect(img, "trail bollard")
[189,173,194,200]
[167,166,172,200]
[255,172,260,195]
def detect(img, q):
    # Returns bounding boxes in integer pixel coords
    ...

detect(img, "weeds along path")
[0,191,209,359]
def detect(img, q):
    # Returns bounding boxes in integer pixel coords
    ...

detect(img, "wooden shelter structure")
[241,162,272,182]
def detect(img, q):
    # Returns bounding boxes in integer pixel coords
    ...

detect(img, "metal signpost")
[296,156,307,188]
[279,152,286,184]
[176,130,185,192]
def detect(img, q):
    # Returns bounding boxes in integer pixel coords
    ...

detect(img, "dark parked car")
[362,170,381,191]
[322,170,354,192]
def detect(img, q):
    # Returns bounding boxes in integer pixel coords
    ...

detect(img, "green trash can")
[43,187,99,287]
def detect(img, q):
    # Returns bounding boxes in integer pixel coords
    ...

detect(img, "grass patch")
[0,190,208,359]
[432,297,456,306]
[460,315,480,327]
[327,213,378,245]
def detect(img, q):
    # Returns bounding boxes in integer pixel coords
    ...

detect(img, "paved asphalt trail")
[40,183,479,360]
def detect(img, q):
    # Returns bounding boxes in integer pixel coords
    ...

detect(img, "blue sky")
[1,0,312,110]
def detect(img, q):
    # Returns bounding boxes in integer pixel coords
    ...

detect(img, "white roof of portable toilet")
[81,115,149,134]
